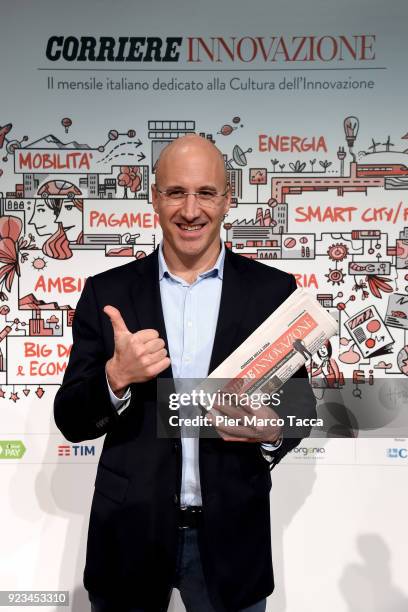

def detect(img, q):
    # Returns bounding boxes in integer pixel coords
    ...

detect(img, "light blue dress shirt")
[107,241,281,505]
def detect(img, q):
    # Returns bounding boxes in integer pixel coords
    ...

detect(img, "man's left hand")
[207,396,282,443]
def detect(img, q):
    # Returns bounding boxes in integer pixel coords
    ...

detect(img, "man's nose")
[180,193,201,219]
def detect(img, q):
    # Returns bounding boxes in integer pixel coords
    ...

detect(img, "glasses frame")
[155,185,230,208]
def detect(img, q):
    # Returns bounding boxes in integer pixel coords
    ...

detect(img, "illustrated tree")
[118,166,142,198]
[319,160,332,173]
[289,160,306,173]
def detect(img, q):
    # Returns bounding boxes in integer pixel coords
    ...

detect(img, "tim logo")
[58,444,95,457]
[386,448,407,459]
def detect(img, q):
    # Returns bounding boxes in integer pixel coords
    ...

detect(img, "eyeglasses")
[156,187,229,208]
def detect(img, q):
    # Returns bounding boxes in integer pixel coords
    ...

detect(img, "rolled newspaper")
[205,287,338,397]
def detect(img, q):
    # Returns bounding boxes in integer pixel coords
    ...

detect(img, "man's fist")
[104,305,171,396]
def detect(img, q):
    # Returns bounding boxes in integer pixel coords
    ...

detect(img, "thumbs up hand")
[104,305,171,397]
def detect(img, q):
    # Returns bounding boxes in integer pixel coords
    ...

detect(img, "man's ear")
[223,185,232,214]
[151,183,159,213]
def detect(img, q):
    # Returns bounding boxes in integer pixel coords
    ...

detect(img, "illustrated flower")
[366,275,393,299]
[0,216,23,298]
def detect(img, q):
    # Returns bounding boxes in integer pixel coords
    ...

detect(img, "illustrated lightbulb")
[343,116,359,148]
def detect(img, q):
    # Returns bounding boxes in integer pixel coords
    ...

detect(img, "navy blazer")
[54,246,317,612]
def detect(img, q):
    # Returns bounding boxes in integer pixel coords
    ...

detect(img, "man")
[54,135,317,612]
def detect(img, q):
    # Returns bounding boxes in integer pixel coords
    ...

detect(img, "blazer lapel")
[129,248,173,381]
[207,248,252,374]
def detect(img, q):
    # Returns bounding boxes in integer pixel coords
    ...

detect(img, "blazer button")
[173,493,179,505]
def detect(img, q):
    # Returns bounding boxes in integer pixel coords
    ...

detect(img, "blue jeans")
[89,527,266,612]
[174,527,266,612]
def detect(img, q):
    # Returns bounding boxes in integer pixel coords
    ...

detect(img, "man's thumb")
[103,305,129,334]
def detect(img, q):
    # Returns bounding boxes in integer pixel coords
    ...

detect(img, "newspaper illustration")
[201,288,338,401]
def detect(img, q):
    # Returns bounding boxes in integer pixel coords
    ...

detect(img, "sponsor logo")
[291,446,326,457]
[57,444,95,457]
[0,440,26,459]
[386,448,407,459]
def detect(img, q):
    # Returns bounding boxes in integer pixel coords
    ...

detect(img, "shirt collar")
[158,240,225,281]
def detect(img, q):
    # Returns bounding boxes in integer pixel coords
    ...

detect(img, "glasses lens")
[197,190,216,201]
[196,196,217,208]
[162,189,184,205]
[167,189,184,200]
[159,188,225,208]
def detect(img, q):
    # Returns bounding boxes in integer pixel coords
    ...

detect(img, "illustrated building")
[273,203,288,234]
[225,207,314,260]
[225,207,282,259]
[135,165,149,199]
[78,173,99,197]
[317,294,334,308]
[24,174,40,197]
[99,178,117,199]
[29,312,53,336]
[227,168,242,206]
[148,120,196,171]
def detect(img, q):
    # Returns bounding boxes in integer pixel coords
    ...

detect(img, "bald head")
[155,134,228,188]
[151,133,232,275]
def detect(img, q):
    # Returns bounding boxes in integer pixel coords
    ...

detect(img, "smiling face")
[152,135,231,272]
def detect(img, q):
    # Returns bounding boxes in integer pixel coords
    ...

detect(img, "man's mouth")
[176,223,207,233]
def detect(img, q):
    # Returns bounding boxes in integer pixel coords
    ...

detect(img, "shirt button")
[187,320,193,328]
[184,356,191,363]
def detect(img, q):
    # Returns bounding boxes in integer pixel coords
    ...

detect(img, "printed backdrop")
[1,1,407,610]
